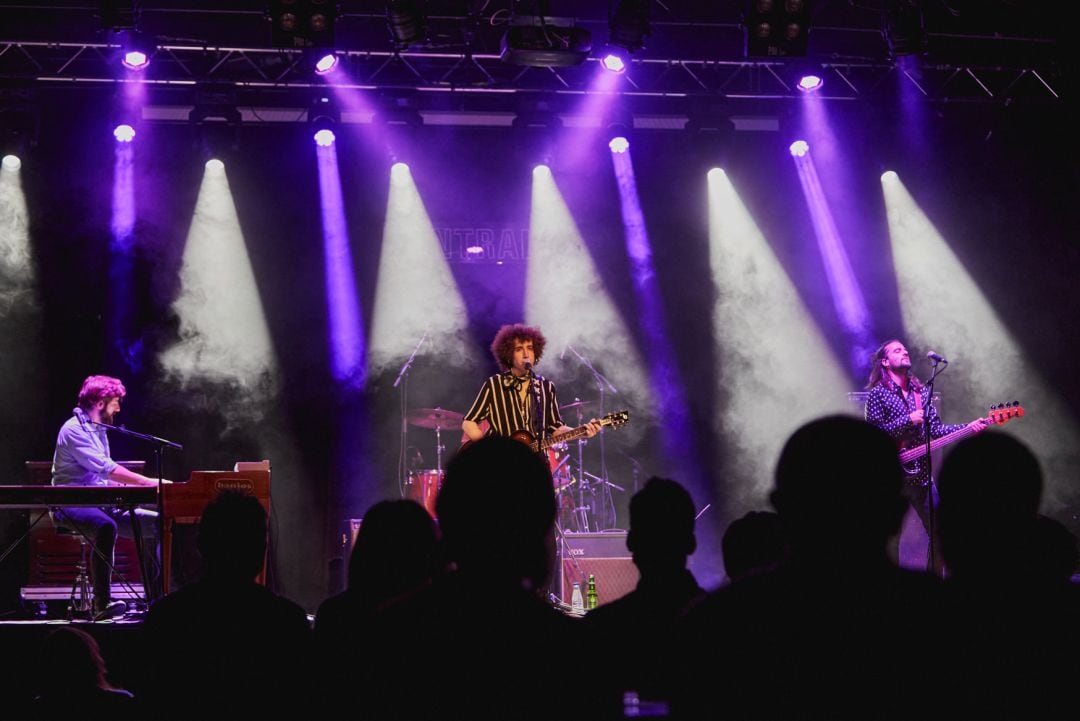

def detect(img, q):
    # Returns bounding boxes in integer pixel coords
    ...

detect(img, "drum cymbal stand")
[394,332,428,498]
[433,425,445,477]
[563,345,618,529]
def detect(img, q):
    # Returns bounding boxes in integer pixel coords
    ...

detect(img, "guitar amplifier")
[559,531,639,608]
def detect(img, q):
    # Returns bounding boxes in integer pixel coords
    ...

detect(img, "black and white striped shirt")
[464,371,564,439]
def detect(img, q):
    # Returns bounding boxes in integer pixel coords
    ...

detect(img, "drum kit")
[401,399,618,530]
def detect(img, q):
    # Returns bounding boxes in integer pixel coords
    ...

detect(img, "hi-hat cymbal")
[559,399,597,412]
[407,407,465,430]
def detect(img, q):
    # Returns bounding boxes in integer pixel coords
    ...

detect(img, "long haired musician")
[863,340,990,573]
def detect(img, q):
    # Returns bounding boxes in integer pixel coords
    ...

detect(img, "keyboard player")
[51,375,164,619]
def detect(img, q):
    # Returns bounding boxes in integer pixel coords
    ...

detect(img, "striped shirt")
[864,380,964,487]
[464,372,564,440]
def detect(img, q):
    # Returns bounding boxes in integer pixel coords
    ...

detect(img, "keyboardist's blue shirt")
[51,407,117,486]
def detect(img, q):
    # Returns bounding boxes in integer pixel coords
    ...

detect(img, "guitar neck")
[533,425,593,452]
[899,423,979,464]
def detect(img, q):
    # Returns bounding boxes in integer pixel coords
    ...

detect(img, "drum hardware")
[400,408,465,516]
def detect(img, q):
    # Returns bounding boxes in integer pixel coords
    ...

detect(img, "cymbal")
[406,407,464,430]
[559,399,597,412]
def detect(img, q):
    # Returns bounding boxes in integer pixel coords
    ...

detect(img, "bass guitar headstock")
[988,401,1024,425]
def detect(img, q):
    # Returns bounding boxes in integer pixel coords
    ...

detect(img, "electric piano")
[0,484,157,509]
[161,465,272,590]
[0,462,272,594]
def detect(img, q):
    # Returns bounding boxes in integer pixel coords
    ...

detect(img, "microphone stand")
[394,332,428,498]
[921,358,947,578]
[564,345,618,530]
[93,421,182,604]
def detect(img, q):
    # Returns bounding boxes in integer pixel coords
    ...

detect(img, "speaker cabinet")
[559,531,639,608]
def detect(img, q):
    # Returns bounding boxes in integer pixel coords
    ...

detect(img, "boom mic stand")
[922,357,947,578]
[92,421,182,603]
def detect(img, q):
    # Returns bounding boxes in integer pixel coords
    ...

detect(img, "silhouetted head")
[349,499,439,606]
[438,436,555,588]
[627,477,696,573]
[771,415,906,560]
[1028,515,1079,584]
[938,432,1043,579]
[197,491,268,581]
[722,510,789,582]
[37,627,111,695]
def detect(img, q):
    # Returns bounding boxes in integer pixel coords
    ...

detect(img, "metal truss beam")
[0,40,1063,107]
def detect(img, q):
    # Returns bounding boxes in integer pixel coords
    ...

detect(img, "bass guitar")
[898,402,1024,476]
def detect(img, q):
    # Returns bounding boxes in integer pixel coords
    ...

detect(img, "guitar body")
[509,429,537,447]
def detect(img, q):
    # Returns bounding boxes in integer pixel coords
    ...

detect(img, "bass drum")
[404,469,443,519]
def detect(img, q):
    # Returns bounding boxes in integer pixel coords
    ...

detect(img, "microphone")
[523,360,533,371]
[927,351,948,364]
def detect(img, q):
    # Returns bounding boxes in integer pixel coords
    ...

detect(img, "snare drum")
[404,469,443,519]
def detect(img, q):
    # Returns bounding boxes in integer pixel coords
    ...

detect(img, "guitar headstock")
[988,401,1024,425]
[600,410,630,428]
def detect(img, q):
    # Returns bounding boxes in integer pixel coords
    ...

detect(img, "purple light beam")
[317,141,366,389]
[610,146,699,477]
[790,147,874,372]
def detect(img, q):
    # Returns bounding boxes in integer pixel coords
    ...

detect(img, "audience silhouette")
[355,435,586,719]
[140,491,310,719]
[583,477,705,716]
[721,510,789,582]
[937,431,1080,719]
[314,499,439,708]
[33,626,136,720]
[673,415,944,719]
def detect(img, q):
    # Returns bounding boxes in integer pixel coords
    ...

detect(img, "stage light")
[310,98,339,147]
[745,0,812,57]
[501,16,592,67]
[390,162,410,187]
[465,244,485,256]
[885,0,926,57]
[119,31,155,71]
[789,139,809,157]
[314,52,339,75]
[2,154,20,171]
[533,164,551,176]
[601,52,627,74]
[609,136,630,154]
[797,74,823,92]
[609,0,651,54]
[113,124,136,142]
[122,50,149,70]
[205,158,224,171]
[190,99,242,160]
[881,170,898,183]
[386,0,425,49]
[270,0,336,48]
[99,1,136,30]
[707,167,724,181]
